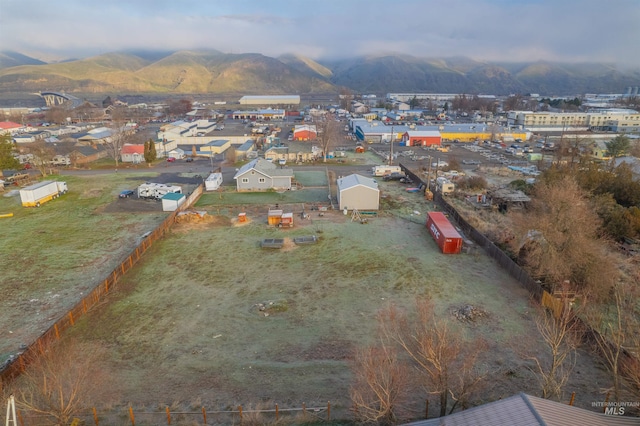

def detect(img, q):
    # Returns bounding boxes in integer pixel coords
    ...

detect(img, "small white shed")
[161,192,186,212]
[337,174,380,211]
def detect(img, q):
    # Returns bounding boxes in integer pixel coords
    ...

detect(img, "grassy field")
[0,173,168,363]
[2,171,614,423]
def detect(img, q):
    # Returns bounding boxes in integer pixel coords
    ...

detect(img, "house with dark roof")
[404,392,640,426]
[234,140,256,160]
[68,144,109,165]
[233,158,294,192]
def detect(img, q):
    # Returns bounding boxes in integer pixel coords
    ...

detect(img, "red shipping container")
[426,212,463,254]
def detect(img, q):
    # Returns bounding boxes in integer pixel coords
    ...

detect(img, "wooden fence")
[0,185,204,387]
[11,402,332,426]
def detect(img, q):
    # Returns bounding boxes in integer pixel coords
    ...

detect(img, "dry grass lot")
[0,173,168,361]
[1,169,614,422]
[67,181,611,420]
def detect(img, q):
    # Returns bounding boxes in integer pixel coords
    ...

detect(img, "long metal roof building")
[239,95,300,105]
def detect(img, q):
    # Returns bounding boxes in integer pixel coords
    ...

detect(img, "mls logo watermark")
[592,400,639,416]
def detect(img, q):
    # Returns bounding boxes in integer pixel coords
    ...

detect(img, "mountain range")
[1,49,639,97]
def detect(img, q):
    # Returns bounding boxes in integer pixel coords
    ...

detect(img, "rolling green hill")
[0,50,638,96]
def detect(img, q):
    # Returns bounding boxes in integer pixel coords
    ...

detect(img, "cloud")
[0,0,638,66]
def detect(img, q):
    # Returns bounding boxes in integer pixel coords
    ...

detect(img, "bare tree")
[339,87,354,112]
[508,175,620,300]
[350,342,411,425]
[587,283,640,404]
[44,107,68,126]
[313,117,340,163]
[378,300,485,417]
[23,140,55,177]
[104,107,134,168]
[529,291,582,400]
[10,340,109,426]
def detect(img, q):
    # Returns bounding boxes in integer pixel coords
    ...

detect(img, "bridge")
[35,91,83,108]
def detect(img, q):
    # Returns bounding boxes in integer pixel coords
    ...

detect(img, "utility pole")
[389,126,394,166]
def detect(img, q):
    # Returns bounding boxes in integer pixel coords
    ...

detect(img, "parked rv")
[137,183,182,200]
[372,165,402,177]
[435,177,455,195]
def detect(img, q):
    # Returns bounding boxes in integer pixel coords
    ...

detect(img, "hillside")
[0,50,639,96]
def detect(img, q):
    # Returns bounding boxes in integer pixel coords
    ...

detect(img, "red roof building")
[0,121,24,135]
[402,130,441,147]
[120,144,145,163]
[293,124,317,141]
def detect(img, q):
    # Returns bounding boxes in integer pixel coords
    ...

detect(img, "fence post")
[92,407,99,426]
[129,406,135,426]
[17,410,24,426]
[425,399,429,418]
[327,401,331,421]
[603,392,610,413]
[201,406,207,425]
[275,403,279,421]
[302,402,306,420]
[54,323,60,339]
[68,311,74,326]
[568,392,575,406]
[238,405,243,421]
[166,406,171,424]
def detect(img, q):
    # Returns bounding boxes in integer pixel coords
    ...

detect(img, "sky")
[1,0,639,66]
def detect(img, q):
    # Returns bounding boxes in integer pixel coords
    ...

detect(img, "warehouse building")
[238,95,300,106]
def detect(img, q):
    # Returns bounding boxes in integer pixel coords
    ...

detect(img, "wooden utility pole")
[389,126,394,166]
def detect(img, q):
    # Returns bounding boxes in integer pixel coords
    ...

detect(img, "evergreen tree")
[144,138,157,164]
[0,134,20,170]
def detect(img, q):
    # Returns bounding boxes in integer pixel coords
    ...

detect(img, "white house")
[337,174,380,211]
[167,148,185,159]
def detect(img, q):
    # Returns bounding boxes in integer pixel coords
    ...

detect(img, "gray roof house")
[233,158,294,192]
[337,173,379,211]
[404,392,640,426]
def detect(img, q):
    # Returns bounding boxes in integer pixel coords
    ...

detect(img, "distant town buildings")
[507,109,640,133]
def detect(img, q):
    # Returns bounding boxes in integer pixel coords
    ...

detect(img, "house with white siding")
[233,158,294,192]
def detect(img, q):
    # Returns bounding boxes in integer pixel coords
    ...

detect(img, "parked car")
[383,172,406,181]
[462,159,481,165]
[119,190,134,198]
[167,157,176,162]
[431,161,449,168]
[185,158,194,162]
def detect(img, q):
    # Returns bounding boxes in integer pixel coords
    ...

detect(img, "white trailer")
[154,185,182,199]
[372,165,402,177]
[205,173,223,191]
[137,183,181,200]
[436,177,455,195]
[20,180,68,207]
[137,183,158,199]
